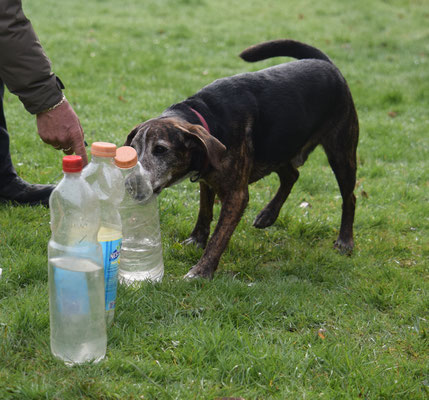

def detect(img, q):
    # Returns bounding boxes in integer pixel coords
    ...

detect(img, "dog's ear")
[179,125,226,170]
[124,124,141,146]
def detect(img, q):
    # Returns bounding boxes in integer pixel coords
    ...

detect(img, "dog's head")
[125,117,226,194]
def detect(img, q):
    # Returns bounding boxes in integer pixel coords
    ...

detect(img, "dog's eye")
[153,145,168,155]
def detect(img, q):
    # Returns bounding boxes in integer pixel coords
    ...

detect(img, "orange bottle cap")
[90,142,117,157]
[114,146,138,168]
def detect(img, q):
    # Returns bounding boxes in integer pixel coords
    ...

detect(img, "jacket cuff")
[20,75,65,115]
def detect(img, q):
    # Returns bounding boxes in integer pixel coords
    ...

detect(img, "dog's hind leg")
[253,164,299,229]
[322,121,358,253]
[183,182,215,248]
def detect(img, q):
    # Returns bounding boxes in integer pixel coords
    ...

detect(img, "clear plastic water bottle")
[48,155,107,365]
[82,142,124,326]
[114,146,164,283]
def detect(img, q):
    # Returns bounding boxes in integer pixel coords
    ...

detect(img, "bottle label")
[52,257,92,315]
[55,270,90,314]
[100,237,122,312]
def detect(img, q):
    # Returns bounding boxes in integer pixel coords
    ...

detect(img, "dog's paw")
[334,238,354,255]
[253,208,277,229]
[184,265,214,280]
[181,236,206,249]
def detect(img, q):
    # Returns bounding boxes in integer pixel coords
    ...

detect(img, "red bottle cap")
[63,155,83,172]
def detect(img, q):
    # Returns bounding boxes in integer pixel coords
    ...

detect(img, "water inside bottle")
[119,238,164,283]
[118,195,164,284]
[49,257,106,365]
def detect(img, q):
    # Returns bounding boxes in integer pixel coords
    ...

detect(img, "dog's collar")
[189,107,210,134]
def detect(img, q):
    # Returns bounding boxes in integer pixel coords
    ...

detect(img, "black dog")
[126,39,359,279]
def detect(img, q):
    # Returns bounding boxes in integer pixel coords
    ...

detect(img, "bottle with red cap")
[82,142,124,326]
[114,146,164,283]
[48,155,107,365]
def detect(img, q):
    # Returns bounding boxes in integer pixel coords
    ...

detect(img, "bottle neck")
[91,155,115,165]
[118,163,137,177]
[119,164,137,171]
[63,171,82,178]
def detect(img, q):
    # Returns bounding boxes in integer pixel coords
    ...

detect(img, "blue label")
[54,268,89,315]
[100,238,122,311]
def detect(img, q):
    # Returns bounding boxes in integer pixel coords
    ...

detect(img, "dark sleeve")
[0,0,64,114]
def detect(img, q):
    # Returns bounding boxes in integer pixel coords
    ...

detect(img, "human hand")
[36,98,88,165]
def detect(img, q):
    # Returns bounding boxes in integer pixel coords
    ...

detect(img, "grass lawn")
[0,0,428,398]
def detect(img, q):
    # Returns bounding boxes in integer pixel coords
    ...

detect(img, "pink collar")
[189,107,210,134]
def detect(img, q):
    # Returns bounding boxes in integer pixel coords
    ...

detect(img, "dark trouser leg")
[0,80,18,184]
[0,80,54,206]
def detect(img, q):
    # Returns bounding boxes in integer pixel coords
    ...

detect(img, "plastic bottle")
[48,155,107,365]
[82,142,123,326]
[114,146,164,283]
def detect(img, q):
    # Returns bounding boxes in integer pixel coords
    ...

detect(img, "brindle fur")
[125,39,359,279]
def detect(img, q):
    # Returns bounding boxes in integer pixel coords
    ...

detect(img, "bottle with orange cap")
[82,142,124,326]
[114,146,164,283]
[48,155,107,365]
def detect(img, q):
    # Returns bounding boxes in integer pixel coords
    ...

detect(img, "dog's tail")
[239,39,332,64]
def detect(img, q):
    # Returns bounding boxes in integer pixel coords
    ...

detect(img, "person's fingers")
[71,128,88,165]
[62,147,74,155]
[36,98,88,164]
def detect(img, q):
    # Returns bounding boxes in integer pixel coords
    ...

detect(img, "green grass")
[1,0,428,398]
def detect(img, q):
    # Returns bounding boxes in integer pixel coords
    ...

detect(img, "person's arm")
[0,0,88,164]
[0,0,62,113]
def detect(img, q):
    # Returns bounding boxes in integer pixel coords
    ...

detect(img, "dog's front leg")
[184,186,249,280]
[182,182,215,248]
